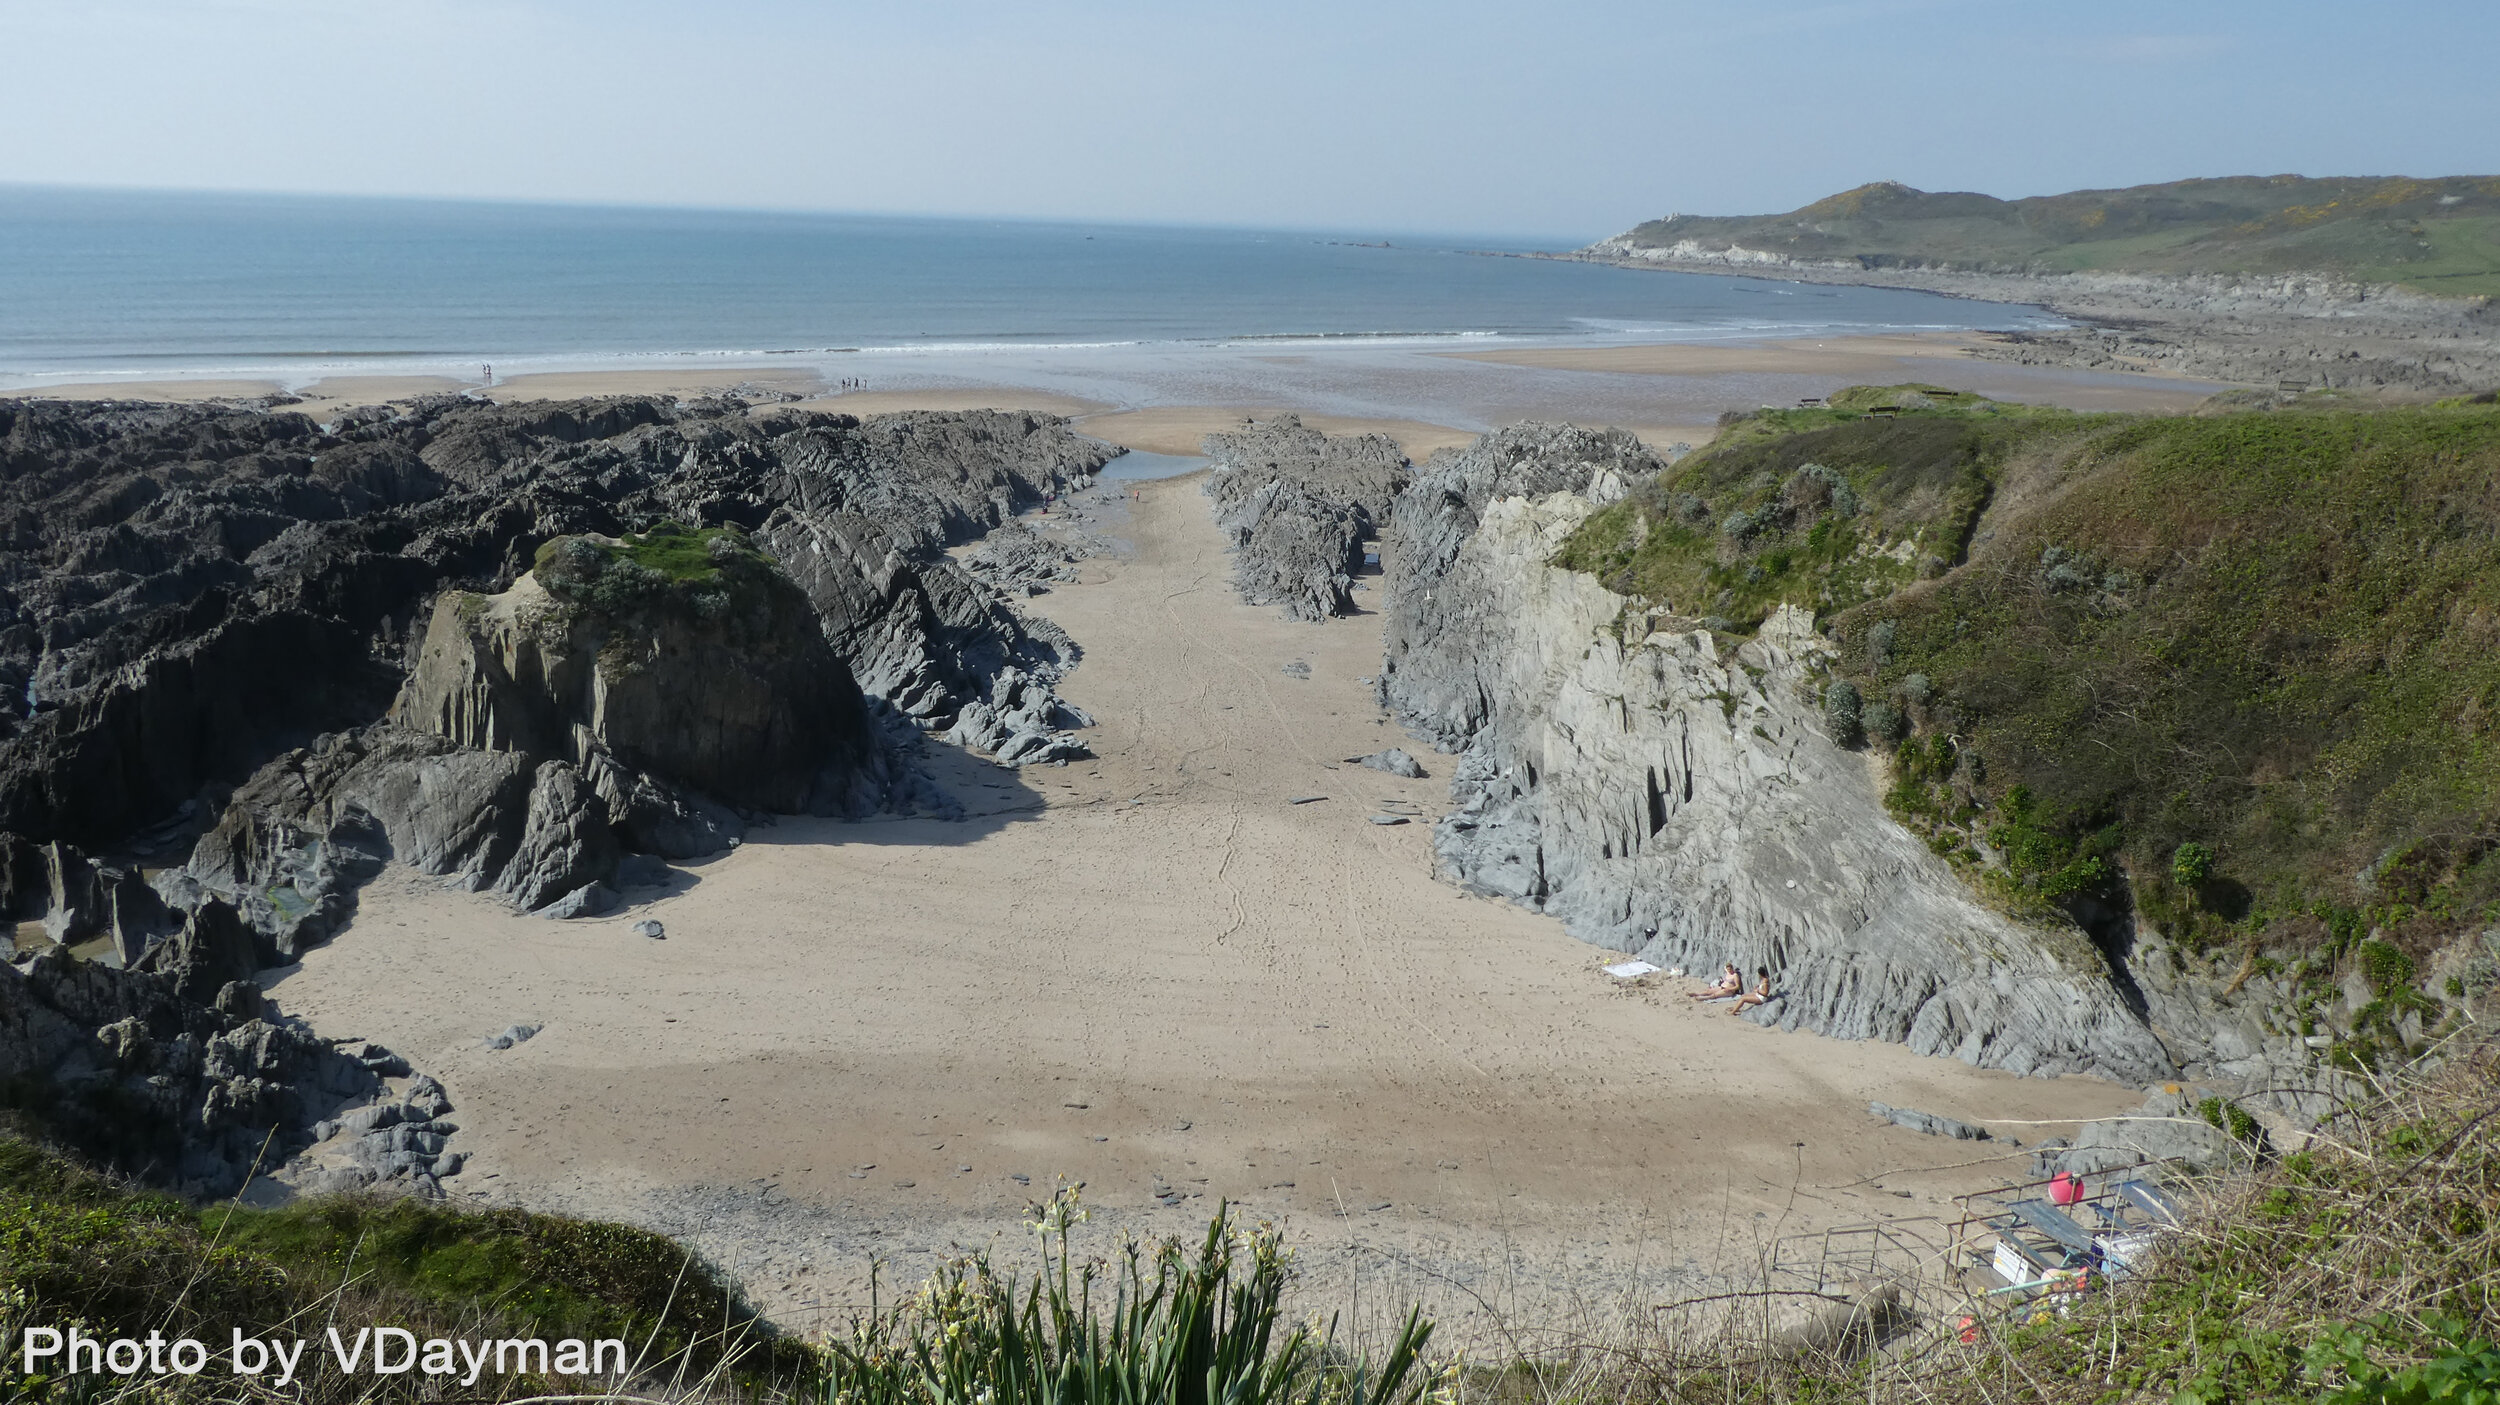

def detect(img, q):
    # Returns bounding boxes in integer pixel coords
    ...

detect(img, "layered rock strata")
[1376,425,2174,1083]
[0,937,410,1197]
[0,396,1112,1196]
[1203,416,1410,621]
[0,397,1111,849]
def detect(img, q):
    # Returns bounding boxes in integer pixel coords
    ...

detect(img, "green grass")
[528,519,797,636]
[1552,386,2082,630]
[1614,175,2500,296]
[1556,392,2500,1018]
[0,1132,809,1401]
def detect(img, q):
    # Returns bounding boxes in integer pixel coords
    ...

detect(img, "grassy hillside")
[1611,175,2500,297]
[1557,390,2500,1022]
[0,1132,812,1401]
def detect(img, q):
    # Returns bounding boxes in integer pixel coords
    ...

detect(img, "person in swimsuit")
[1688,963,1742,999]
[1730,967,1774,1015]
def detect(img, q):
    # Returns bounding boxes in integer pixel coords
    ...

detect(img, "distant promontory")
[1569,176,2500,393]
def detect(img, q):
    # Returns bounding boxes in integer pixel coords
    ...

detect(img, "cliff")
[1376,425,2172,1082]
[1381,397,2500,1095]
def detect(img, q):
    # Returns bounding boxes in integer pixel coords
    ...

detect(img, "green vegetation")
[1553,385,2079,631]
[0,1140,1441,1405]
[531,519,784,624]
[1617,176,2500,297]
[827,1187,1439,1405]
[1558,390,2500,1050]
[0,1131,808,1401]
[1924,1039,2500,1405]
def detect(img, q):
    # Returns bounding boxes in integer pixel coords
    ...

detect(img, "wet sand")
[1075,407,1484,461]
[266,471,2141,1343]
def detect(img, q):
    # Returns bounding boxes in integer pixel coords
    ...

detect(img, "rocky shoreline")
[1544,245,2500,395]
[1,393,1115,1194]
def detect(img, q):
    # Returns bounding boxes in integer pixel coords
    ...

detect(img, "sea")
[0,185,2091,432]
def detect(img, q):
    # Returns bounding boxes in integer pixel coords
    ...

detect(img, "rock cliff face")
[1377,426,2175,1083]
[1203,416,1410,621]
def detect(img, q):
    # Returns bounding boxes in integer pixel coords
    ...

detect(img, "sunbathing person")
[1730,967,1774,1015]
[1687,963,1742,999]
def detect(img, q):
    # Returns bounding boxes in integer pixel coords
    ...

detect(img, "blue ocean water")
[0,185,2053,378]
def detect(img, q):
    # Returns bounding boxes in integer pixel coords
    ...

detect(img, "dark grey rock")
[1368,814,1410,826]
[1355,748,1427,778]
[632,919,665,939]
[1868,1101,1991,1140]
[1203,416,1410,621]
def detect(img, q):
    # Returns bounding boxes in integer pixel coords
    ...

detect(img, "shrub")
[1865,618,1897,670]
[2360,937,2417,995]
[1863,700,1908,745]
[1899,672,1934,707]
[2174,841,2216,887]
[1825,680,1865,748]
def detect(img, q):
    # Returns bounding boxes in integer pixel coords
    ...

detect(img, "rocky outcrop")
[761,509,1080,743]
[398,536,881,815]
[1376,425,2174,1083]
[0,395,1115,1199]
[0,397,1113,849]
[0,943,405,1197]
[1203,416,1410,621]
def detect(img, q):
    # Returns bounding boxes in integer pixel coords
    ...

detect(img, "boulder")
[398,535,878,815]
[1355,748,1427,778]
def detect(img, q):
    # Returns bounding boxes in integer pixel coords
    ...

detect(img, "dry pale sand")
[267,471,2140,1339]
[1451,331,2226,415]
[7,378,296,403]
[1076,407,1486,461]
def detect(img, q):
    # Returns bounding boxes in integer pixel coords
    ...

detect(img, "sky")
[2,0,2494,242]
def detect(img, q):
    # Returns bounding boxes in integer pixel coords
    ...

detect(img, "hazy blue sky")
[3,0,2492,241]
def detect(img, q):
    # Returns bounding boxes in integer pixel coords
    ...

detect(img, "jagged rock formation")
[400,530,881,815]
[1376,424,2174,1083]
[0,396,1111,850]
[1203,416,1410,620]
[0,395,1113,1197]
[963,519,1092,594]
[0,941,406,1197]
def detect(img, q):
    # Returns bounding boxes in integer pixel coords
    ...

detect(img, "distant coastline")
[1551,176,2500,394]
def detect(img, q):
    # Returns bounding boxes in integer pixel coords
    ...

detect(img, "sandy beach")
[265,469,2141,1343]
[5,331,2234,475]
